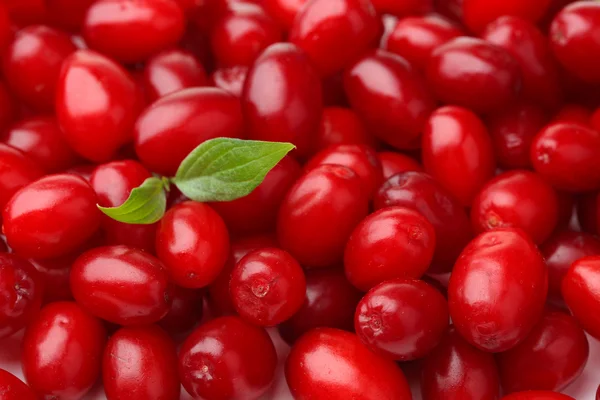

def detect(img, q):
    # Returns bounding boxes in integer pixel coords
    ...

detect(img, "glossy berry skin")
[420,327,500,400]
[374,172,472,272]
[0,143,44,213]
[83,0,185,63]
[531,122,600,193]
[0,369,37,399]
[501,392,574,400]
[3,116,81,173]
[355,279,449,361]
[230,248,306,326]
[541,230,600,300]
[142,49,208,101]
[289,0,381,76]
[422,106,495,206]
[385,15,463,70]
[470,170,559,244]
[285,328,412,400]
[344,49,435,150]
[22,302,106,400]
[462,0,550,34]
[278,269,362,344]
[379,151,423,180]
[103,325,180,400]
[157,201,230,288]
[242,43,322,159]
[211,4,282,67]
[488,103,548,169]
[305,144,383,196]
[345,207,436,291]
[71,246,172,326]
[263,0,308,30]
[277,165,369,268]
[482,17,562,109]
[497,310,589,393]
[56,50,141,163]
[550,2,600,83]
[562,256,600,339]
[210,66,248,97]
[135,87,244,176]
[210,156,301,235]
[314,107,377,152]
[448,228,548,352]
[3,174,101,259]
[0,254,43,338]
[426,37,521,115]
[3,25,76,111]
[179,316,277,400]
[158,285,203,335]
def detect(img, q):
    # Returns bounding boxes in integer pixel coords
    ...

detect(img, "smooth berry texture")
[83,0,185,63]
[230,248,306,326]
[378,151,423,180]
[371,0,432,16]
[210,65,248,97]
[263,0,308,30]
[314,107,376,152]
[103,325,180,400]
[56,50,141,163]
[448,228,548,352]
[426,37,522,114]
[0,369,37,399]
[22,302,106,400]
[0,143,44,213]
[345,207,436,291]
[562,256,600,339]
[462,0,551,34]
[71,245,172,326]
[355,279,449,361]
[285,328,412,400]
[277,164,369,268]
[157,201,230,288]
[421,327,501,400]
[242,43,322,159]
[501,392,574,400]
[3,174,101,259]
[179,316,277,400]
[45,0,94,31]
[497,310,589,393]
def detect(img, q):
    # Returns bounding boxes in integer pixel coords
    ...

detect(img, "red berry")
[470,170,559,244]
[0,369,37,400]
[0,254,43,338]
[531,122,600,193]
[462,0,551,34]
[3,25,76,111]
[285,328,412,399]
[0,81,16,134]
[22,302,106,400]
[179,316,277,400]
[278,268,362,344]
[355,279,449,360]
[314,107,377,153]
[71,245,172,325]
[3,174,101,259]
[374,172,472,272]
[142,49,208,101]
[83,0,185,63]
[230,247,306,326]
[386,14,463,70]
[0,143,44,213]
[422,106,495,206]
[29,258,72,303]
[103,325,180,400]
[263,0,308,30]
[371,0,432,16]
[502,392,574,400]
[488,103,548,169]
[550,1,600,83]
[497,310,589,393]
[0,5,12,51]
[158,285,203,335]
[562,255,600,339]
[45,0,94,31]
[277,165,369,268]
[345,207,436,291]
[482,16,562,109]
[421,327,501,400]
[305,144,383,196]
[210,65,248,97]
[426,37,522,114]
[378,151,423,180]
[3,0,47,26]
[448,228,548,352]
[553,103,592,126]
[156,201,230,288]
[344,49,435,150]
[135,87,244,176]
[56,50,141,163]
[242,43,322,159]
[289,0,381,76]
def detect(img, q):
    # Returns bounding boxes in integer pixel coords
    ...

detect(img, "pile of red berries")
[1,0,600,399]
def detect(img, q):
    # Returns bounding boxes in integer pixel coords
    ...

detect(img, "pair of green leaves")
[98,138,296,224]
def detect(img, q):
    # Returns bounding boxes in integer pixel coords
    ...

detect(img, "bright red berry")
[378,151,423,180]
[210,65,248,97]
[0,143,44,213]
[501,392,574,400]
[314,107,377,152]
[562,255,600,339]
[462,0,551,34]
[0,369,37,400]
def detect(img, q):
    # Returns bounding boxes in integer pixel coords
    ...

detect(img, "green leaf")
[97,177,167,224]
[172,138,296,202]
